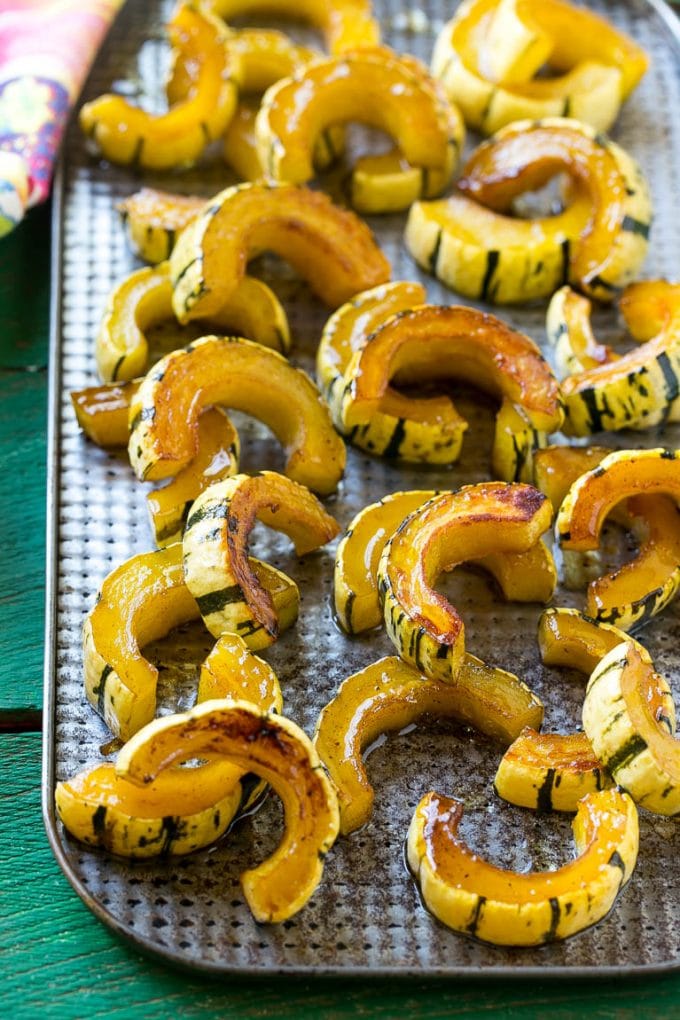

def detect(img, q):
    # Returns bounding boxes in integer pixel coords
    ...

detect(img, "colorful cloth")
[0,0,123,236]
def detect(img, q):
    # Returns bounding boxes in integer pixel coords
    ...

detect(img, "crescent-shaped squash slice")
[537,607,649,678]
[169,182,391,321]
[377,482,553,682]
[128,336,346,495]
[318,283,468,465]
[556,449,680,630]
[432,0,646,136]
[71,379,141,448]
[494,729,610,814]
[584,643,680,815]
[55,760,244,859]
[546,286,615,379]
[116,699,340,923]
[79,4,238,170]
[560,281,680,435]
[407,787,638,946]
[314,656,543,835]
[340,304,563,479]
[83,542,297,739]
[255,48,460,194]
[97,263,291,384]
[533,445,611,512]
[183,471,339,640]
[208,0,380,55]
[456,118,652,303]
[405,190,591,306]
[147,407,240,548]
[118,188,204,264]
[335,489,556,635]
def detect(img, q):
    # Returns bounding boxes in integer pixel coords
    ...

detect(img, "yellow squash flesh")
[207,0,381,55]
[169,182,391,322]
[315,656,543,835]
[80,4,238,169]
[182,471,339,641]
[407,788,638,946]
[118,188,204,264]
[377,482,553,682]
[116,699,340,923]
[128,335,346,495]
[584,643,680,815]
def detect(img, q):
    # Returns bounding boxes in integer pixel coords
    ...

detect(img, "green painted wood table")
[2,201,680,1020]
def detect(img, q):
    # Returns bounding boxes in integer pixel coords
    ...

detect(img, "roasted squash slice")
[83,542,295,739]
[97,263,291,384]
[183,471,339,640]
[556,449,680,630]
[118,188,204,264]
[147,407,240,548]
[255,48,460,196]
[560,281,680,435]
[546,286,615,379]
[116,699,340,923]
[315,656,543,835]
[335,489,556,635]
[55,760,243,858]
[432,0,647,135]
[348,144,458,216]
[169,182,391,321]
[405,190,591,306]
[537,607,649,678]
[207,0,381,55]
[80,4,238,170]
[494,729,610,814]
[532,444,611,512]
[71,379,141,448]
[456,118,652,303]
[407,787,638,946]
[198,632,283,712]
[319,283,468,465]
[584,643,680,816]
[378,482,553,682]
[340,304,563,479]
[128,335,346,495]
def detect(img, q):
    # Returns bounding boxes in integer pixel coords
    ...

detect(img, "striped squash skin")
[407,787,639,946]
[584,643,680,815]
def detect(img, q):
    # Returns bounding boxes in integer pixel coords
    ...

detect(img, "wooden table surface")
[2,194,680,1017]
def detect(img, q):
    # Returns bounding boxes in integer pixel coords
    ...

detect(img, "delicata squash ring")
[206,0,381,55]
[340,304,563,480]
[128,335,346,495]
[116,699,340,923]
[556,448,680,630]
[334,489,556,635]
[552,281,680,435]
[377,482,553,683]
[318,283,468,466]
[169,182,391,322]
[455,118,652,303]
[56,633,283,857]
[182,471,339,641]
[314,656,543,835]
[407,787,638,946]
[83,542,296,739]
[431,0,647,135]
[79,4,238,170]
[96,262,291,384]
[118,189,205,264]
[584,643,680,816]
[255,48,462,197]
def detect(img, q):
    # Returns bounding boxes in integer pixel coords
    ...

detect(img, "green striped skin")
[494,730,611,814]
[583,643,680,816]
[407,788,639,946]
[182,485,300,645]
[492,399,548,483]
[432,1,623,137]
[591,572,680,635]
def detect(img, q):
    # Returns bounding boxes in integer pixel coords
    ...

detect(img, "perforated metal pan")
[43,0,680,977]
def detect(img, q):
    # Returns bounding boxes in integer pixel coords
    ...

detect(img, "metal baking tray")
[43,0,680,977]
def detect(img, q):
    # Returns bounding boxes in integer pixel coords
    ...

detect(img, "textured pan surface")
[44,0,680,976]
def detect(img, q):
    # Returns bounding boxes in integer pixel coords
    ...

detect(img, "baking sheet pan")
[43,0,680,976]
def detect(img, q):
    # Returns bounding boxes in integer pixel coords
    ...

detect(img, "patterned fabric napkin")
[0,0,123,237]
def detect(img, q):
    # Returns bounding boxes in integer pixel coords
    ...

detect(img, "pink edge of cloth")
[0,0,123,236]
